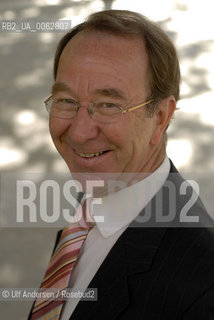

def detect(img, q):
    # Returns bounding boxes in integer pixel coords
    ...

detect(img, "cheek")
[110,118,137,161]
[108,121,131,148]
[131,115,153,151]
[49,118,69,140]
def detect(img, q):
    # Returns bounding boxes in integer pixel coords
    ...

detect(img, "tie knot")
[71,198,95,230]
[79,199,95,229]
[60,199,95,241]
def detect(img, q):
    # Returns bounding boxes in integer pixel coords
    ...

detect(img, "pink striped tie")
[30,205,92,320]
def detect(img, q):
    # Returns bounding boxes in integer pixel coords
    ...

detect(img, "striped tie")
[30,205,92,320]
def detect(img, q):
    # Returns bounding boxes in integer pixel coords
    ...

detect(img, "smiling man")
[29,10,214,320]
[49,30,173,178]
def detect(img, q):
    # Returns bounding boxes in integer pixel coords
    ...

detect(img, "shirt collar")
[92,156,170,238]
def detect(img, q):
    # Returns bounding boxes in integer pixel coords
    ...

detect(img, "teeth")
[76,150,104,158]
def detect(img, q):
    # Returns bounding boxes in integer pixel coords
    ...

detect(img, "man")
[29,10,214,319]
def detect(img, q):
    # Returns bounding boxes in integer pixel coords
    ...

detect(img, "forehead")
[57,31,150,98]
[59,30,148,67]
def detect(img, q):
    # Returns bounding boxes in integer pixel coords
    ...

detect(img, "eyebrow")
[51,82,74,95]
[94,88,126,100]
[51,82,127,101]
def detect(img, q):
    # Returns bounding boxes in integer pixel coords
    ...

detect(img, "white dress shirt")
[61,156,170,319]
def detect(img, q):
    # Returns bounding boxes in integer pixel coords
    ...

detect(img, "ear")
[150,96,176,146]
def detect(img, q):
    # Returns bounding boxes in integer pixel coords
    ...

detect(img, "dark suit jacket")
[29,162,214,319]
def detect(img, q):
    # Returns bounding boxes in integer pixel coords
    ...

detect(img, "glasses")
[44,95,154,124]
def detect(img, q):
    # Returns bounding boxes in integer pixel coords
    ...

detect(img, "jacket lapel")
[71,226,166,320]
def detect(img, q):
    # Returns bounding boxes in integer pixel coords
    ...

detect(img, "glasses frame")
[44,95,154,119]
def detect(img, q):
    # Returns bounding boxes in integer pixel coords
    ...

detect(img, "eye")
[58,98,77,106]
[52,98,77,111]
[94,102,120,115]
[101,102,119,109]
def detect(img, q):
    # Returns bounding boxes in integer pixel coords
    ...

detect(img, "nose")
[68,107,99,144]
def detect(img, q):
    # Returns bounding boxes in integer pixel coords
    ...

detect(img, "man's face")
[50,31,164,181]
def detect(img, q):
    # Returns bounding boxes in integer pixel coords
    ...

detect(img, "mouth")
[75,150,108,159]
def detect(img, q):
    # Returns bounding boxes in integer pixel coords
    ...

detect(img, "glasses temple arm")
[122,99,154,114]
